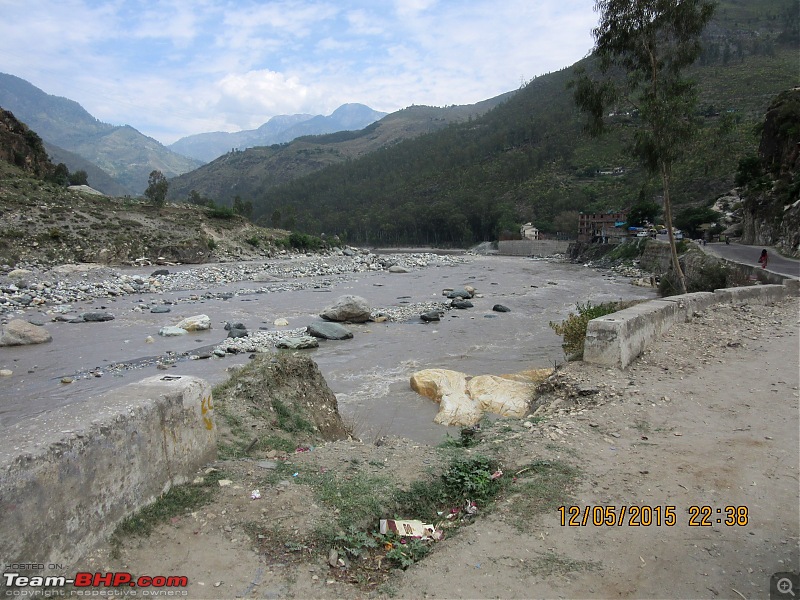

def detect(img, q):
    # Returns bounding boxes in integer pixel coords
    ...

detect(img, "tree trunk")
[661,161,687,294]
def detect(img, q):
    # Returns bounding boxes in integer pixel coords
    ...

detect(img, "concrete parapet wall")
[584,300,683,369]
[660,292,718,320]
[584,283,795,369]
[713,284,787,304]
[0,375,216,569]
[498,240,570,256]
[783,278,800,296]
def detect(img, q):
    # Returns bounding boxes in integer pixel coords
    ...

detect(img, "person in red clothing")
[758,248,769,269]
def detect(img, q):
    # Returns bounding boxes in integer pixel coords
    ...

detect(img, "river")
[0,253,658,444]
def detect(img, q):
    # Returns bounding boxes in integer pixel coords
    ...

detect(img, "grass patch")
[501,460,580,532]
[110,470,226,557]
[304,470,394,541]
[271,398,314,433]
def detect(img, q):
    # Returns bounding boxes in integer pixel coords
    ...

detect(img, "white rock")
[410,368,481,427]
[159,326,187,337]
[176,314,211,331]
[467,375,537,418]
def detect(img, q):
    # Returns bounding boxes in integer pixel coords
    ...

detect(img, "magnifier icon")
[778,578,796,597]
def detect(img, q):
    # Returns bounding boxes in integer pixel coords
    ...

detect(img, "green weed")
[383,534,431,569]
[549,300,636,360]
[110,470,226,556]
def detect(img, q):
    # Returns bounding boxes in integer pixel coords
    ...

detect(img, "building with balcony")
[577,210,629,243]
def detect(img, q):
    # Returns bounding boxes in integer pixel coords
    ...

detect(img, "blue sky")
[1,0,597,145]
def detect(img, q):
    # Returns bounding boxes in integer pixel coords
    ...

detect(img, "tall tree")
[145,170,169,209]
[573,0,715,294]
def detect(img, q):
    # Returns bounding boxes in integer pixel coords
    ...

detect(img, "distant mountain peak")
[168,104,388,163]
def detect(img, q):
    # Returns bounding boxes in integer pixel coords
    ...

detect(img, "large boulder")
[307,322,354,340]
[410,369,481,427]
[410,367,554,426]
[320,295,372,323]
[176,314,211,331]
[467,375,537,418]
[275,335,319,350]
[0,319,52,346]
[158,326,187,337]
[420,310,441,322]
[78,312,115,322]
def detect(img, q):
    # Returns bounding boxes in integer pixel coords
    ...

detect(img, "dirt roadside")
[78,297,799,599]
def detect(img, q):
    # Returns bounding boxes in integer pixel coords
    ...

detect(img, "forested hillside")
[174,0,799,246]
[166,94,514,204]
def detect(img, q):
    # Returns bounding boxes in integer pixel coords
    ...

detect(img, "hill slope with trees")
[0,73,202,195]
[166,0,796,247]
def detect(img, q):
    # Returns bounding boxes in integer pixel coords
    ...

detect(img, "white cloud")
[215,69,321,126]
[0,0,597,144]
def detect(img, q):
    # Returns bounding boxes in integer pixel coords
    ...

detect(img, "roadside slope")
[394,297,800,599]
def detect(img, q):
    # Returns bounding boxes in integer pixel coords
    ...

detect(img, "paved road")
[702,241,800,278]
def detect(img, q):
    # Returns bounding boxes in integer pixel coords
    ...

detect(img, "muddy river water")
[0,253,658,444]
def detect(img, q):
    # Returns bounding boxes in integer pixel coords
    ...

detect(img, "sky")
[0,0,598,145]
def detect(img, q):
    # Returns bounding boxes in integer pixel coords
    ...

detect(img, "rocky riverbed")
[0,248,468,315]
[0,249,659,441]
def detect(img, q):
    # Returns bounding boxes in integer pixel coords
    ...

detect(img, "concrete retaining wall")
[498,240,570,256]
[0,375,216,569]
[639,241,672,275]
[584,282,794,369]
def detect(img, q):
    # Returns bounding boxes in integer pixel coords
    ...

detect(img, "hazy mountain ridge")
[42,141,130,197]
[168,104,388,162]
[0,73,202,195]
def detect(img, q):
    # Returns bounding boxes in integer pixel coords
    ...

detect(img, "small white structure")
[520,222,539,240]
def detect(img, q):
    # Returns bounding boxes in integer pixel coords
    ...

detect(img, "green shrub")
[607,238,648,261]
[206,205,235,219]
[660,260,730,296]
[440,454,502,506]
[549,301,630,360]
[275,232,326,251]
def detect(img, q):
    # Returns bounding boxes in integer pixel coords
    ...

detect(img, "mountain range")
[0,73,387,195]
[168,104,388,163]
[0,73,202,195]
[0,0,796,248]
